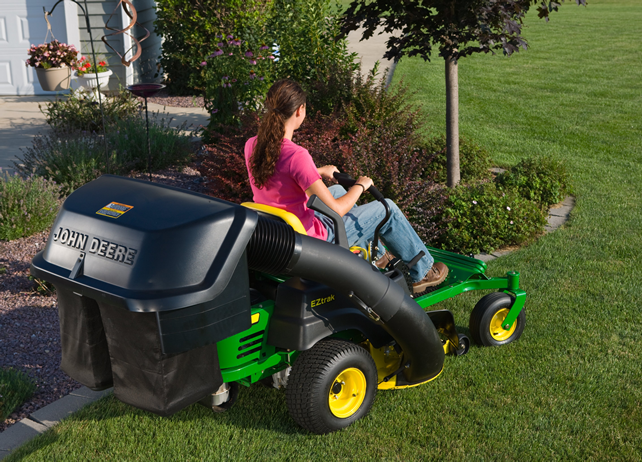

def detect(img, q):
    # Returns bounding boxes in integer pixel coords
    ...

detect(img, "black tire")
[286,339,377,434]
[455,333,470,356]
[469,292,526,347]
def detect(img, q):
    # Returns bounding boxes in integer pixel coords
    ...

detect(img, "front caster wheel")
[455,333,470,356]
[469,292,526,346]
[286,339,377,434]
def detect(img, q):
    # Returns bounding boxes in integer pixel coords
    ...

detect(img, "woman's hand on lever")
[355,176,373,192]
[306,174,374,218]
[318,165,339,183]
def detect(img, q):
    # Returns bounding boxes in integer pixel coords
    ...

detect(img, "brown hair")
[250,79,307,188]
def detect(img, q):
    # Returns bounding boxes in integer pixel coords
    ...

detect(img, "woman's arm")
[317,165,339,182]
[305,176,374,217]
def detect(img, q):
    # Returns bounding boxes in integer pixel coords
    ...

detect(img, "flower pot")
[36,66,72,92]
[78,70,113,90]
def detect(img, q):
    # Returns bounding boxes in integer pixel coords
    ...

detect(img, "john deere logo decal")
[97,202,133,219]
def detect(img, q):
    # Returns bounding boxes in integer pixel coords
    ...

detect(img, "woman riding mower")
[244,79,448,294]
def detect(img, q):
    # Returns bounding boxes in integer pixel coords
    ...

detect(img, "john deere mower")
[31,174,526,434]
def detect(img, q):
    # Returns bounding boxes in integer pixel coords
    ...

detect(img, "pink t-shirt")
[245,136,328,240]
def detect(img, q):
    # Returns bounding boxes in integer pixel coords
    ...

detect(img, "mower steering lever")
[333,172,391,257]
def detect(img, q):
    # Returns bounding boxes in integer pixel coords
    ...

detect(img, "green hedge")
[435,181,548,255]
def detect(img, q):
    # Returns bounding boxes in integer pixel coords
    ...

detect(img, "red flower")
[98,61,106,66]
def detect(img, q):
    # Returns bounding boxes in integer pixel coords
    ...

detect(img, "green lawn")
[7,1,642,460]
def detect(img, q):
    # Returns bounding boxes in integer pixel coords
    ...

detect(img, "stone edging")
[0,387,112,460]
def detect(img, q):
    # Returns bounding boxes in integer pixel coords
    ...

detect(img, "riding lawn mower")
[31,174,526,434]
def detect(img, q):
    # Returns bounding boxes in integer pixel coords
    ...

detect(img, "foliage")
[199,75,447,244]
[26,40,78,69]
[39,89,140,133]
[202,36,275,129]
[495,155,572,208]
[15,114,193,196]
[154,0,272,95]
[341,0,586,187]
[28,276,56,296]
[435,181,547,254]
[0,369,35,421]
[75,56,109,76]
[341,0,586,61]
[199,114,259,203]
[270,0,358,115]
[421,135,492,184]
[0,171,61,241]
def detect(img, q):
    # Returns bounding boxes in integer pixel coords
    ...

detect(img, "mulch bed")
[134,89,205,109]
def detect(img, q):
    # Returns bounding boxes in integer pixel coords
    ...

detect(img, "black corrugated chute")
[246,216,297,274]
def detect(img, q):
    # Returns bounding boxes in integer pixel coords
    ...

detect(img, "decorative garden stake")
[126,83,166,182]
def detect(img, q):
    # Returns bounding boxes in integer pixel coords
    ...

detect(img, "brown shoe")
[374,251,396,270]
[413,262,449,294]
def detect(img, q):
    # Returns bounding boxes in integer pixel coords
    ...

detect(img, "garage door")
[0,1,77,95]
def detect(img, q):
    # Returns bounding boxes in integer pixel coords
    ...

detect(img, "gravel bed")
[0,166,207,433]
[134,89,205,109]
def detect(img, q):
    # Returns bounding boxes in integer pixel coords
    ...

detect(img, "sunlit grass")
[6,1,642,460]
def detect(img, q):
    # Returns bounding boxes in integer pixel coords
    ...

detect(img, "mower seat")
[241,202,308,235]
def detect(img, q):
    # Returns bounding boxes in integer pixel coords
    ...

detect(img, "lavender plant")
[0,171,61,241]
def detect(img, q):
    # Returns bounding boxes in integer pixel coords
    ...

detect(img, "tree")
[341,0,586,187]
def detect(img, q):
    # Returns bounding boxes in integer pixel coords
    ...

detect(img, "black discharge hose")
[247,217,445,385]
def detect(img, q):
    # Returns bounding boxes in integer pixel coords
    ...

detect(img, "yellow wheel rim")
[489,308,516,341]
[328,368,367,418]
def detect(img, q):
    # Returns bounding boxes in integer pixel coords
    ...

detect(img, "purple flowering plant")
[202,34,274,126]
[26,40,78,70]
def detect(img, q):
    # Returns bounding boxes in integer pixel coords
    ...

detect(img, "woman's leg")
[322,186,433,281]
[342,199,434,282]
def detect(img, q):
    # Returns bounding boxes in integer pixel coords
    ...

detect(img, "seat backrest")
[241,202,308,235]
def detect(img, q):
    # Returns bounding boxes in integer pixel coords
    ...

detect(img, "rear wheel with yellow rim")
[286,339,377,434]
[469,292,526,346]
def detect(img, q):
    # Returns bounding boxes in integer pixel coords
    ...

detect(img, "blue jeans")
[315,185,434,282]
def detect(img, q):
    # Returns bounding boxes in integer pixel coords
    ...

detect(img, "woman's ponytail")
[251,79,306,188]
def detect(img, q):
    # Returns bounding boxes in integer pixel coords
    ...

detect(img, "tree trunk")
[445,56,460,187]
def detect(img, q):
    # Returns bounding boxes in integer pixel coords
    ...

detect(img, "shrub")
[39,89,139,133]
[15,114,194,196]
[0,368,36,420]
[421,135,492,184]
[199,92,446,244]
[202,35,275,130]
[154,0,272,95]
[0,171,61,241]
[108,114,194,172]
[270,0,358,115]
[435,181,547,255]
[495,155,572,208]
[199,113,259,203]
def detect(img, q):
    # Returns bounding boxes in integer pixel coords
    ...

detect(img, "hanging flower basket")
[26,40,78,92]
[35,66,72,91]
